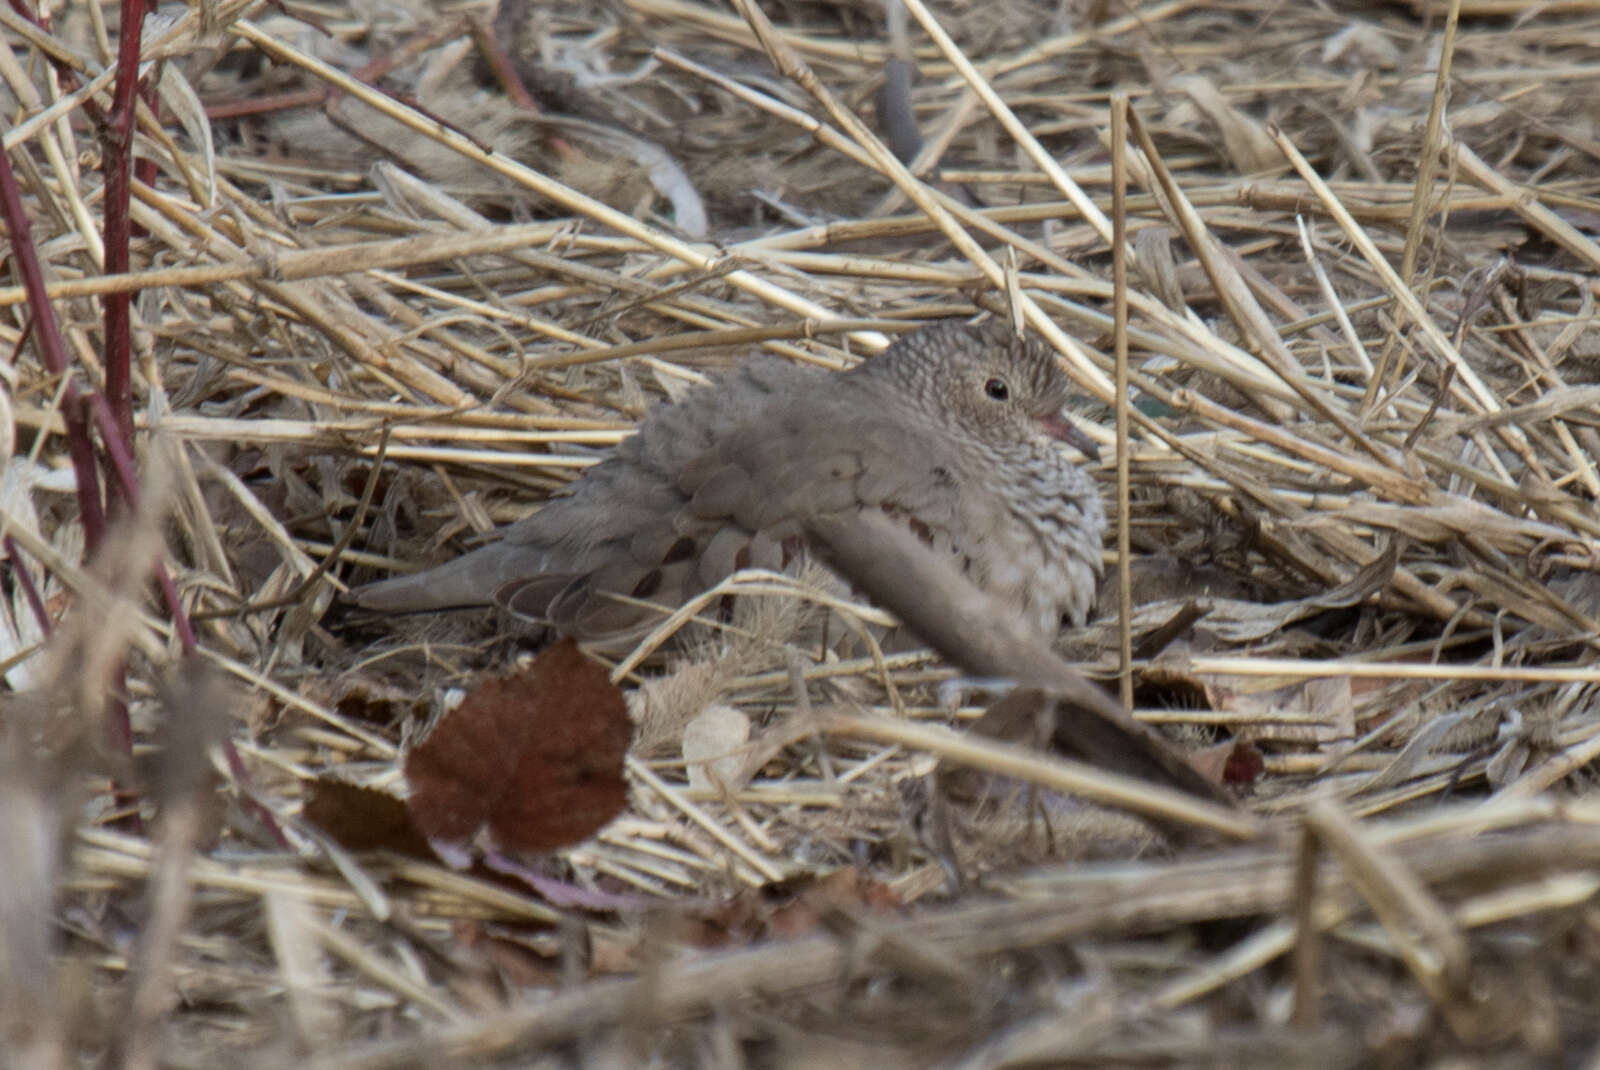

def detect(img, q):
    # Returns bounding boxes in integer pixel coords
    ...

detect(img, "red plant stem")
[3,535,52,638]
[102,0,156,450]
[84,391,198,654]
[222,741,292,849]
[0,131,130,756]
[0,134,106,549]
[105,672,134,756]
[155,566,197,653]
[92,0,194,656]
[137,84,160,190]
[3,0,189,776]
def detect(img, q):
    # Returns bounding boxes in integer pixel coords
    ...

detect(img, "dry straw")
[4,0,1600,1062]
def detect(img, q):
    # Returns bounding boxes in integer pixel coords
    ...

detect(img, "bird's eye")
[984,378,1011,401]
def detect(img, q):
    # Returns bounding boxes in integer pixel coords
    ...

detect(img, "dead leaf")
[404,639,632,859]
[302,779,437,861]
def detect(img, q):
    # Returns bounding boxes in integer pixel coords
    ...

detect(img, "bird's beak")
[1038,410,1101,462]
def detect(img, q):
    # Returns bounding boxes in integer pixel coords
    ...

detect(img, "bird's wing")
[503,382,972,643]
[679,396,968,540]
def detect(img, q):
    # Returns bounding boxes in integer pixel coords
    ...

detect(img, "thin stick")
[1178,656,1600,684]
[1111,94,1133,714]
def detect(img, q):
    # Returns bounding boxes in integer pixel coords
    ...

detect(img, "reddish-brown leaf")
[302,779,438,861]
[404,639,632,857]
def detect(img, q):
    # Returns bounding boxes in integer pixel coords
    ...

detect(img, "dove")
[353,320,1106,646]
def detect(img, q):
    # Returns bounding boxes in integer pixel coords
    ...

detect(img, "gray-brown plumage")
[353,321,1106,645]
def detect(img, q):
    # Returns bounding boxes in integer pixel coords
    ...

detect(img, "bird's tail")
[349,541,543,613]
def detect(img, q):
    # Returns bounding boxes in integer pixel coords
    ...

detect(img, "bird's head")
[865,320,1096,459]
